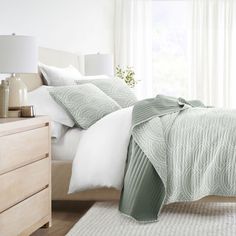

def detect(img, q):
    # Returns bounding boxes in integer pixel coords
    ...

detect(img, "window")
[152,1,191,98]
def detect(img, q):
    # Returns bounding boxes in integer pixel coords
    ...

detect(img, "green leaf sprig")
[115,65,138,88]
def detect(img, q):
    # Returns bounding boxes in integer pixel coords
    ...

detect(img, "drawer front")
[0,158,50,212]
[0,188,50,236]
[0,126,49,174]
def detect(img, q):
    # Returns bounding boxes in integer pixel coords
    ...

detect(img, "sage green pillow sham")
[75,78,138,108]
[49,84,121,129]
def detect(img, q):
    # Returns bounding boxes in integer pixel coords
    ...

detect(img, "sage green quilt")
[119,95,236,223]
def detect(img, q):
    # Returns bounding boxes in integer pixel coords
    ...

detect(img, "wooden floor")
[32,201,94,236]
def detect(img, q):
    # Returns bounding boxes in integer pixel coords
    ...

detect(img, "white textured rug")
[67,202,236,236]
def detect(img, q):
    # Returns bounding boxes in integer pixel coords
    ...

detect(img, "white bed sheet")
[52,128,83,161]
[52,106,133,194]
[69,106,133,193]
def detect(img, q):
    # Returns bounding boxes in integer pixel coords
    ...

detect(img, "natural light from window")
[152,1,190,98]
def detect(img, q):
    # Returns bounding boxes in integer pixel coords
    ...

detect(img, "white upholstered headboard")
[21,47,83,91]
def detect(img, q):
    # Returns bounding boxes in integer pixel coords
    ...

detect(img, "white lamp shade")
[84,54,114,76]
[0,35,38,74]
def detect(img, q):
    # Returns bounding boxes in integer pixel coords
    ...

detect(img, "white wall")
[0,0,115,54]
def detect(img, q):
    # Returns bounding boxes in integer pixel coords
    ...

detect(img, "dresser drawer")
[0,126,49,174]
[0,188,50,236]
[0,158,50,212]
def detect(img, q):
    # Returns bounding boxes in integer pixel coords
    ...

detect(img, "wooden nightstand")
[0,116,51,236]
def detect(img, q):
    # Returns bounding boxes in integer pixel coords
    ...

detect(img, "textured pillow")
[75,78,138,108]
[39,63,82,86]
[49,84,121,129]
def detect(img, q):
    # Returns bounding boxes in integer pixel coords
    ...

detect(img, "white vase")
[7,75,28,108]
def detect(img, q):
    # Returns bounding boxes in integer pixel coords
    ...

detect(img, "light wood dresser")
[0,116,51,236]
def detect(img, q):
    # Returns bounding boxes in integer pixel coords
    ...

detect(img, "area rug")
[67,202,236,236]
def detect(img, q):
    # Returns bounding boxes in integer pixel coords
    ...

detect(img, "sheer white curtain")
[190,0,236,107]
[115,0,152,99]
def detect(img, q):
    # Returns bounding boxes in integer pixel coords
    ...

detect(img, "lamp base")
[7,74,28,109]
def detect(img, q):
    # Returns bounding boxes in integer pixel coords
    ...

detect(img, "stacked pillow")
[75,78,137,108]
[48,84,121,129]
[28,86,74,140]
[39,63,82,86]
[30,63,138,137]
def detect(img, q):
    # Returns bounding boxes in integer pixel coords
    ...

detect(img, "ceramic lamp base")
[7,74,28,109]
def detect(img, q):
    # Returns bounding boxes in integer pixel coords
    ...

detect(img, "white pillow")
[39,63,82,86]
[69,106,133,193]
[28,86,74,127]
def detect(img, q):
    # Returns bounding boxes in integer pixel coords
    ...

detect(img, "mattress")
[52,128,83,161]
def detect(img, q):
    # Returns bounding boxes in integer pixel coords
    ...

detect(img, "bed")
[21,47,236,206]
[21,47,120,201]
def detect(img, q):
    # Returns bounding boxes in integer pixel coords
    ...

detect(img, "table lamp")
[84,53,114,76]
[0,34,38,108]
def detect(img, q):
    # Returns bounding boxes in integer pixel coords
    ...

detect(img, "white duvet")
[68,106,133,193]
